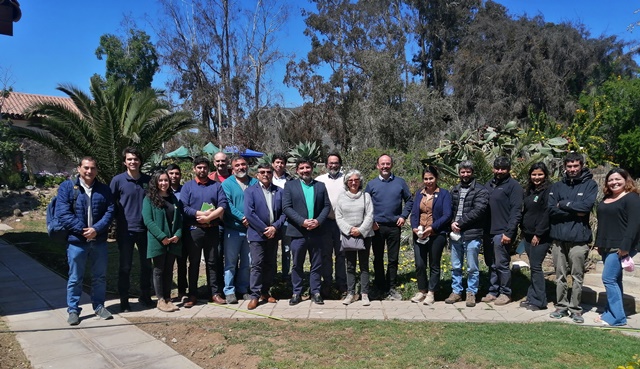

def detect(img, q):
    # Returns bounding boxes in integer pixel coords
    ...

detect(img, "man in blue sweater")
[181,157,228,307]
[221,156,257,304]
[365,154,413,300]
[482,157,523,306]
[110,147,152,312]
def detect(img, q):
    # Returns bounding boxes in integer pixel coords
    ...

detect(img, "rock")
[171,338,178,343]
[13,209,22,217]
[25,185,35,190]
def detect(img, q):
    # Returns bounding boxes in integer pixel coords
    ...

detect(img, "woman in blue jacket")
[410,166,452,305]
[142,171,183,312]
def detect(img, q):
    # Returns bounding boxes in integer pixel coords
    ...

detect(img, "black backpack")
[46,184,80,244]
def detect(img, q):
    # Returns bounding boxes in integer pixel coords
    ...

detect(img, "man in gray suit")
[283,158,331,305]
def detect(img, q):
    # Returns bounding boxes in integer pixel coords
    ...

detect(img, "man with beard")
[445,160,489,307]
[283,158,331,305]
[481,157,523,306]
[208,151,230,292]
[315,152,347,297]
[547,152,597,324]
[365,154,413,300]
[181,156,227,307]
[110,147,153,312]
[221,156,257,304]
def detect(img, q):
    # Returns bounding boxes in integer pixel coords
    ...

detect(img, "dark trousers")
[345,238,371,294]
[413,233,446,292]
[280,223,291,278]
[117,230,153,298]
[321,219,347,290]
[372,224,401,292]
[523,235,550,308]
[152,253,176,300]
[484,233,512,297]
[290,235,323,295]
[217,226,225,292]
[249,239,278,299]
[186,227,220,297]
[176,227,189,295]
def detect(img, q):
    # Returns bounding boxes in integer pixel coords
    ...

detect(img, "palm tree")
[12,79,196,183]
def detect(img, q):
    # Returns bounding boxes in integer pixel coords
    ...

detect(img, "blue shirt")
[110,171,151,232]
[181,178,228,226]
[365,175,413,224]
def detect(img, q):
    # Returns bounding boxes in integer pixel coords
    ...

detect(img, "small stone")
[171,338,177,343]
[161,337,166,342]
[13,209,22,217]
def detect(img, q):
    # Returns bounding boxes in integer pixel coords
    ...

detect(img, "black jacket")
[485,176,523,240]
[548,168,598,243]
[521,185,551,239]
[451,179,489,241]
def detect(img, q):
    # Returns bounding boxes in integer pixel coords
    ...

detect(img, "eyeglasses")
[347,179,360,183]
[258,170,272,175]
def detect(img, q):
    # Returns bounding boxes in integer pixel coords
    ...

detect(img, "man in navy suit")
[244,163,286,310]
[283,158,331,305]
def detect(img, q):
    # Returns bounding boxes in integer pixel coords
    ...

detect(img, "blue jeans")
[601,250,635,326]
[67,241,108,314]
[450,238,481,294]
[223,228,250,296]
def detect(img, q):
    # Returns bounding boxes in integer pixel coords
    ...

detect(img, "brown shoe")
[211,294,226,305]
[465,292,476,307]
[183,295,197,308]
[247,298,259,310]
[494,295,511,306]
[165,299,179,312]
[481,294,497,303]
[444,293,462,304]
[260,294,277,303]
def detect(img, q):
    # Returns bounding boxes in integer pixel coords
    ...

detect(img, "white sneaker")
[342,293,358,305]
[361,294,370,306]
[424,292,435,305]
[410,292,426,303]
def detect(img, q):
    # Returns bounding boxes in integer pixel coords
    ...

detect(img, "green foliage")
[11,79,196,183]
[94,28,159,91]
[423,121,568,186]
[287,141,323,164]
[33,172,67,188]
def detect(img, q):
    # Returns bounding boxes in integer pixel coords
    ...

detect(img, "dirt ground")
[0,318,31,369]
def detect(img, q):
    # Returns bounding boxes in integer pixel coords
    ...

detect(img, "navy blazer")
[410,187,452,235]
[244,182,286,242]
[282,179,331,238]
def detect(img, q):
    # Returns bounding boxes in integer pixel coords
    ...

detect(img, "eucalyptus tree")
[11,79,196,183]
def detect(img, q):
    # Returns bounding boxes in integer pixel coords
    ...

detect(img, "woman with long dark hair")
[520,162,552,311]
[594,168,640,326]
[142,170,183,312]
[409,165,452,305]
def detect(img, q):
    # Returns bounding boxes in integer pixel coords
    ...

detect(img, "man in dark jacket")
[57,157,114,325]
[547,152,597,323]
[446,161,489,307]
[481,157,523,306]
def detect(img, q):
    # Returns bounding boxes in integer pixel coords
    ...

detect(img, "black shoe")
[526,304,545,311]
[519,300,531,308]
[138,295,154,308]
[289,294,302,306]
[120,300,131,313]
[312,293,324,305]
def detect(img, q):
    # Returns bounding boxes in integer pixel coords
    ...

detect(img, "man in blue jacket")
[548,152,597,323]
[56,157,114,325]
[244,163,286,309]
[283,158,331,305]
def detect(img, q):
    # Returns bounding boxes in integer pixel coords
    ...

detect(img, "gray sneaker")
[387,289,402,301]
[67,312,80,326]
[226,294,238,304]
[361,294,371,306]
[95,306,113,320]
[342,293,358,305]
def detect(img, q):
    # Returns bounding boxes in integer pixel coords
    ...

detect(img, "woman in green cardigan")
[142,170,183,312]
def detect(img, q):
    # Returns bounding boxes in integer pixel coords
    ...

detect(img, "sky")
[1,0,639,108]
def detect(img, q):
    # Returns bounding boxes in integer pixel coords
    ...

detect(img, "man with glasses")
[244,164,286,309]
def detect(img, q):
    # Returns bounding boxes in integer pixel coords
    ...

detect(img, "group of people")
[55,148,638,327]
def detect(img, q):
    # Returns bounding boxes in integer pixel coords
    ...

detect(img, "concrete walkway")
[1,238,639,369]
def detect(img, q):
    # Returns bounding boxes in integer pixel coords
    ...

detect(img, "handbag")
[341,234,365,251]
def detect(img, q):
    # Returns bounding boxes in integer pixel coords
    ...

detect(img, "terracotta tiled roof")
[0,91,76,119]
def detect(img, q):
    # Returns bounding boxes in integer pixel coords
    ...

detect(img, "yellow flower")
[410,278,417,282]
